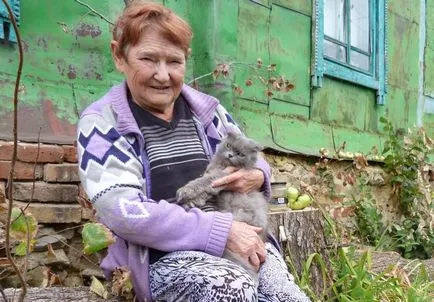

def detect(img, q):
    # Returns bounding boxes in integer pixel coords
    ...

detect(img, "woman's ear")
[186,48,192,59]
[110,40,125,72]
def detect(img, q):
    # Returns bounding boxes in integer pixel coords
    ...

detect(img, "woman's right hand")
[225,221,266,271]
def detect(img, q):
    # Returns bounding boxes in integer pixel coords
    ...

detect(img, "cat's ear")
[226,131,239,139]
[249,139,263,152]
[253,141,263,152]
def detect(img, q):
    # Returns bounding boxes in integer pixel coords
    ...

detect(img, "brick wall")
[1,140,367,224]
[0,141,87,224]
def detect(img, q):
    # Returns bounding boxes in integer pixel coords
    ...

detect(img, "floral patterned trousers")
[149,242,311,302]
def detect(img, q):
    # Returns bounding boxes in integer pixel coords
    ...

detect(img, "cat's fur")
[176,131,268,282]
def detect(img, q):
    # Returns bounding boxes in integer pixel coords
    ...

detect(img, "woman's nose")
[154,62,170,82]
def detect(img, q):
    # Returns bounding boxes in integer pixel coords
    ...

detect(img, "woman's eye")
[141,57,153,62]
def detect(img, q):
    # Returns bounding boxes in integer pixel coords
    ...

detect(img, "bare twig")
[72,10,92,32]
[73,0,114,25]
[2,0,27,300]
[10,128,42,227]
[187,62,259,85]
[41,223,86,235]
[17,128,41,216]
[38,224,100,267]
[187,72,213,85]
[39,233,100,267]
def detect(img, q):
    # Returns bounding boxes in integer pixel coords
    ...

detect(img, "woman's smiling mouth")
[150,85,170,91]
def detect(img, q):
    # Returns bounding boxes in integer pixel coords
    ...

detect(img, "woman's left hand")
[212,167,264,193]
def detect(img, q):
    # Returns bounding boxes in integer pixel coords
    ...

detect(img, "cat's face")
[215,132,262,168]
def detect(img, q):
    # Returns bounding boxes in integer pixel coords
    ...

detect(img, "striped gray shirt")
[128,94,209,203]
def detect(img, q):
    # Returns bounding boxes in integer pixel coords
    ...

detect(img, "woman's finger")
[256,243,266,263]
[249,253,260,271]
[212,173,238,187]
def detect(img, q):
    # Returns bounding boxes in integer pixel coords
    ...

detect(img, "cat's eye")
[236,151,244,157]
[225,143,230,148]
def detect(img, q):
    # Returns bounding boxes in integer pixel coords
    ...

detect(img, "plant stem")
[2,0,27,300]
[73,0,114,25]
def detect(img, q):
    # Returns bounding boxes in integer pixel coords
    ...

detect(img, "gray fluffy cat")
[176,131,268,282]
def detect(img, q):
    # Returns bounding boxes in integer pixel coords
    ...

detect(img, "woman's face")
[112,28,186,120]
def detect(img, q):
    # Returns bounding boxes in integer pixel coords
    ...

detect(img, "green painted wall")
[0,0,432,156]
[0,0,124,142]
[192,0,431,156]
[425,2,434,97]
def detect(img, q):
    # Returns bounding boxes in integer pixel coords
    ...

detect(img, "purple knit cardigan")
[77,82,272,301]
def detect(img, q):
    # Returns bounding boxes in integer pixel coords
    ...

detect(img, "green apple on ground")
[286,186,300,202]
[288,194,312,210]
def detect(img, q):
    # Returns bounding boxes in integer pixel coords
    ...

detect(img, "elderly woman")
[77,2,309,302]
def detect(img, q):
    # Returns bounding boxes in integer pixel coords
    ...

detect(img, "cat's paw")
[176,186,195,203]
[176,186,203,204]
[182,201,197,211]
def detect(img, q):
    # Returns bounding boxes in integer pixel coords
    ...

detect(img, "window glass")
[350,0,370,52]
[324,40,347,63]
[312,0,387,104]
[324,0,346,42]
[350,50,370,71]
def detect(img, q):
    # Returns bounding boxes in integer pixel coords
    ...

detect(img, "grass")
[287,246,434,302]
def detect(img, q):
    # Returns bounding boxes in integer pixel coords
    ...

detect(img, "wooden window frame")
[312,0,388,105]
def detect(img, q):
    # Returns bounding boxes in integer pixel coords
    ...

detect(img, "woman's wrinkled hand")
[211,167,264,193]
[226,221,266,271]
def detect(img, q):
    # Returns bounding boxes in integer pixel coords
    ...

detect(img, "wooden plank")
[235,0,271,102]
[271,0,311,16]
[269,5,312,107]
[3,287,118,302]
[311,77,375,131]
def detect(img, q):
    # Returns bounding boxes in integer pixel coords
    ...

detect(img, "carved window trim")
[312,0,388,105]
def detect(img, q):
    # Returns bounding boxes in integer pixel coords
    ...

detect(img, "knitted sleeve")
[214,105,272,200]
[77,112,233,256]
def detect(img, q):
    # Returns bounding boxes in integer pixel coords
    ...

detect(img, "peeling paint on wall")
[0,0,433,152]
[0,0,124,144]
[417,0,426,126]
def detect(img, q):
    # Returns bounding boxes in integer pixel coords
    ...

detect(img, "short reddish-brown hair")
[112,1,193,59]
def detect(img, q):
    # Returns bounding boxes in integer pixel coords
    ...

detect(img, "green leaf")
[379,116,388,123]
[82,223,115,255]
[14,241,27,256]
[10,208,38,241]
[90,276,109,299]
[14,239,36,256]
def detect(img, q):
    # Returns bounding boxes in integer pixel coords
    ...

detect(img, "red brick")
[17,143,64,163]
[13,201,82,223]
[0,161,44,180]
[44,163,80,183]
[0,141,13,161]
[0,142,65,163]
[12,182,78,203]
[63,145,78,163]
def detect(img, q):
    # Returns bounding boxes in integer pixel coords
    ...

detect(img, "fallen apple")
[288,194,312,210]
[286,186,299,201]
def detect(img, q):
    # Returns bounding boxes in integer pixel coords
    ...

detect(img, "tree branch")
[2,0,27,300]
[73,0,114,25]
